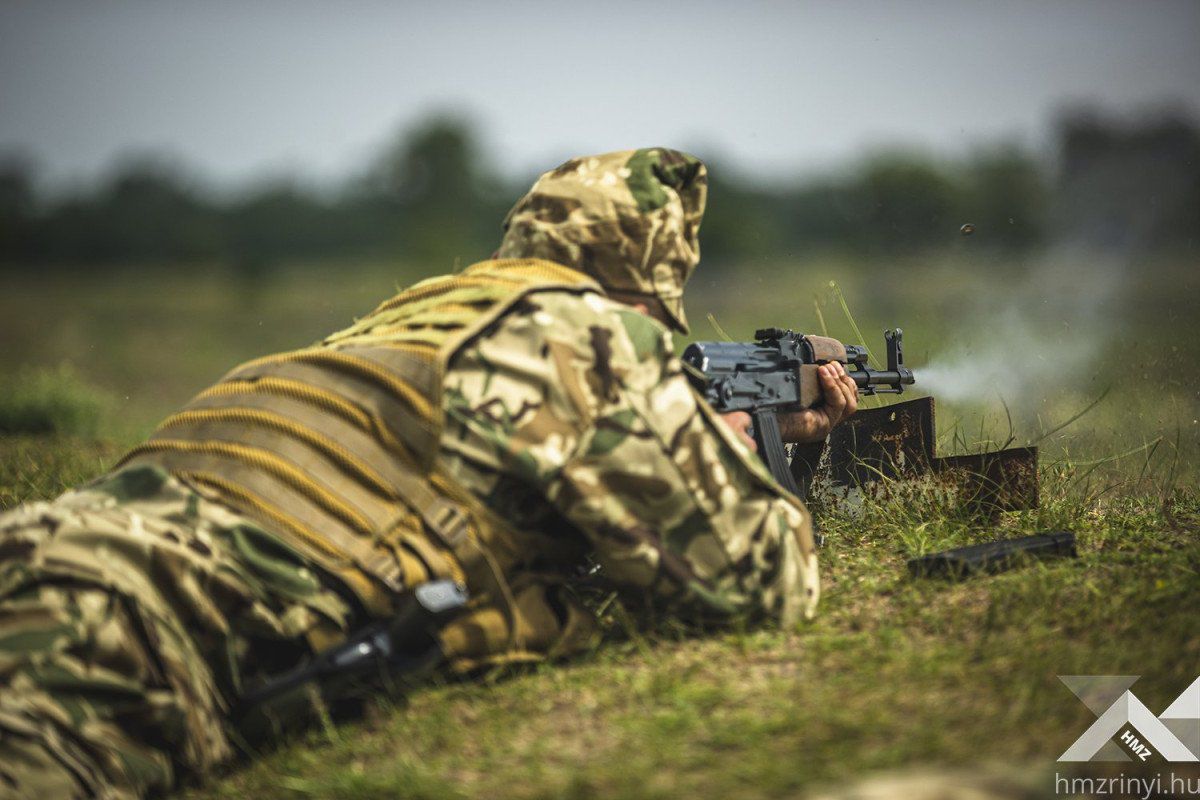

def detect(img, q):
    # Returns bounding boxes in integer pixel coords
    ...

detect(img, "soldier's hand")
[778,361,859,444]
[720,411,757,452]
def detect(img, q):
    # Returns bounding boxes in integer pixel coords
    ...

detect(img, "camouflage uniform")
[0,467,353,798]
[0,149,818,797]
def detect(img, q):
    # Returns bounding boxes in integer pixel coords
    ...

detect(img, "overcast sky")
[2,1,1198,190]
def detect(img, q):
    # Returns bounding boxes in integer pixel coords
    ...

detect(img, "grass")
[0,363,112,436]
[0,252,1197,797]
[171,464,1197,800]
[0,435,124,508]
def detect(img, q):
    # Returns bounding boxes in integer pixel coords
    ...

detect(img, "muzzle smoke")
[916,249,1125,410]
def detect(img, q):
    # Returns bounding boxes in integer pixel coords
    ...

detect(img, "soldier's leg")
[0,466,354,798]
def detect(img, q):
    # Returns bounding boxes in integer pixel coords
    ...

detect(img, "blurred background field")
[1,106,1197,480]
[0,247,1197,467]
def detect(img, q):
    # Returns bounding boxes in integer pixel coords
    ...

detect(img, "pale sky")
[2,0,1198,190]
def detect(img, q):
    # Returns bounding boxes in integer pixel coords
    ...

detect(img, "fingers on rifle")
[839,366,858,418]
[820,362,858,424]
[822,364,847,418]
[736,413,757,451]
[723,411,757,451]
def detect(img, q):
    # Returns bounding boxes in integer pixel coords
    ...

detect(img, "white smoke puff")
[917,247,1126,411]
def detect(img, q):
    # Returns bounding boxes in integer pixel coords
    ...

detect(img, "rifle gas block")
[682,328,915,415]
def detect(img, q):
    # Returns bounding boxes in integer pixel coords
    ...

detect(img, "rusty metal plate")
[934,447,1040,514]
[800,395,1039,515]
[823,396,936,485]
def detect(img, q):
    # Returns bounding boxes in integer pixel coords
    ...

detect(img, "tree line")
[0,110,1195,273]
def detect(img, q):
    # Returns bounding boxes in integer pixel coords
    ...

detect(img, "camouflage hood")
[497,148,707,334]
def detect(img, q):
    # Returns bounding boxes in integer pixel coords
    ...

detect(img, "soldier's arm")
[439,290,820,625]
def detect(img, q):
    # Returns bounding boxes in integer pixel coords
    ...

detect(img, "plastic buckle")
[427,500,470,549]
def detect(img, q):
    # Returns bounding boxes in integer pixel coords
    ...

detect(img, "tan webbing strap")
[139,426,395,535]
[220,358,439,459]
[156,410,396,502]
[149,409,477,591]
[336,345,443,403]
[120,451,406,596]
[192,378,379,446]
[368,273,524,316]
[279,342,483,569]
[229,349,434,418]
[329,330,511,623]
[175,360,479,590]
[165,401,424,515]
[389,524,464,585]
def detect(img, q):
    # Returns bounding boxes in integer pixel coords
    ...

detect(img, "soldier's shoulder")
[514,288,675,364]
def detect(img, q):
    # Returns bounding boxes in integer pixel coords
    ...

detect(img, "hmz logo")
[1059,676,1200,762]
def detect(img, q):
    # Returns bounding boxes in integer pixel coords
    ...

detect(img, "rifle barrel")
[851,367,916,391]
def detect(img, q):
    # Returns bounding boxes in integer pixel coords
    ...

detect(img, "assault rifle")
[682,328,915,494]
[237,579,468,720]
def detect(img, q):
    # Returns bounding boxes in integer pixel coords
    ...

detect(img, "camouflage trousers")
[0,466,355,799]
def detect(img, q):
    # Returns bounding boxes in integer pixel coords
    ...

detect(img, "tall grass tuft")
[0,364,112,436]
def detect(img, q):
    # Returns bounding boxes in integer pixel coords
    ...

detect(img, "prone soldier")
[0,148,858,798]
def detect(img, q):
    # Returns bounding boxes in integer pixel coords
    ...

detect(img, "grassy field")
[1,251,1197,798]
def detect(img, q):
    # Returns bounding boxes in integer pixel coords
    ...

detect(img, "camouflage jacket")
[438,280,820,626]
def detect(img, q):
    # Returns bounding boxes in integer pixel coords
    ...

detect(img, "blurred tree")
[34,157,221,264]
[781,181,859,253]
[225,181,352,262]
[697,157,788,269]
[844,152,960,253]
[1056,109,1200,251]
[363,115,507,265]
[0,155,37,265]
[961,144,1048,252]
[3,108,1195,271]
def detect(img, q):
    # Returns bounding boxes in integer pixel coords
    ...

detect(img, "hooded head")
[497,147,707,334]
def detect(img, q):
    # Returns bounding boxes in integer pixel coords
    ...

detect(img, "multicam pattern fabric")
[116,258,603,623]
[0,147,824,797]
[0,466,353,798]
[439,288,820,624]
[497,148,707,334]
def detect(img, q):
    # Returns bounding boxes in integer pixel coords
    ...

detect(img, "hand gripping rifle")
[682,328,915,494]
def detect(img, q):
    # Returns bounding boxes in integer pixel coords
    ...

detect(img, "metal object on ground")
[237,579,468,713]
[907,531,1077,579]
[935,447,1039,514]
[799,395,1040,516]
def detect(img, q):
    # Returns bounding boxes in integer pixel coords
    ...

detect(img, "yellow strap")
[232,349,436,423]
[371,273,524,315]
[178,469,398,612]
[156,408,397,500]
[122,439,378,536]
[192,377,418,465]
[195,378,372,434]
[218,358,439,461]
[161,407,475,586]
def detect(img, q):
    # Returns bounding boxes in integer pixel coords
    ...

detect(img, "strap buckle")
[425,499,470,550]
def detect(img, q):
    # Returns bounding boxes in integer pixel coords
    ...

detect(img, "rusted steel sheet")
[933,447,1040,514]
[823,396,936,485]
[812,395,1039,513]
